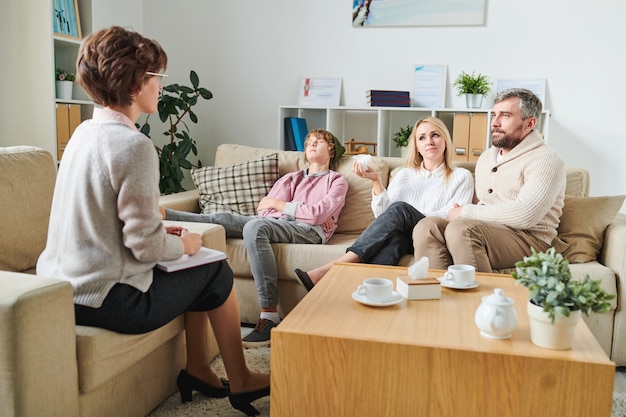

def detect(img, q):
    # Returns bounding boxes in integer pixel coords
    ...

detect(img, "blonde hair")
[405,117,454,182]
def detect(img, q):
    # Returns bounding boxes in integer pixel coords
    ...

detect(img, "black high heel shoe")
[177,369,230,403]
[229,385,270,416]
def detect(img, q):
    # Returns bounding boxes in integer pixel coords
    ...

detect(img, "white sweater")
[37,108,183,308]
[372,164,474,219]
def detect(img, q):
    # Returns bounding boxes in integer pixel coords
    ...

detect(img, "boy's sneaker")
[242,318,277,348]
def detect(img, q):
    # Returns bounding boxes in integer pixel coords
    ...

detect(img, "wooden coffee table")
[270,263,615,417]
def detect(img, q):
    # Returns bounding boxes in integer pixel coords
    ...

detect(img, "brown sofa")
[160,144,626,366]
[0,146,226,417]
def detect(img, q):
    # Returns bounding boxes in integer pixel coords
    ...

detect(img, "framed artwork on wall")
[352,0,486,27]
[53,0,82,40]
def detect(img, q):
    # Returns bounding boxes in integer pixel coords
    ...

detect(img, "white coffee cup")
[357,278,393,301]
[444,265,476,287]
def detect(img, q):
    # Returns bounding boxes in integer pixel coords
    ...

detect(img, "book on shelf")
[156,246,227,272]
[284,117,297,151]
[289,117,308,152]
[367,99,411,107]
[366,90,411,99]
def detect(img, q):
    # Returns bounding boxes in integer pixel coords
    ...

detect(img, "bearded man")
[413,88,566,272]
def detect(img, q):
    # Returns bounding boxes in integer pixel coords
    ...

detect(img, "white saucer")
[437,277,480,290]
[352,291,403,307]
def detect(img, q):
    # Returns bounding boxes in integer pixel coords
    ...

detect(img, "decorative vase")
[400,146,409,159]
[527,301,581,350]
[464,93,483,109]
[56,80,73,100]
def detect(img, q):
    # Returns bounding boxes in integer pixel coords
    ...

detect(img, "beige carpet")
[147,346,270,417]
[147,346,626,417]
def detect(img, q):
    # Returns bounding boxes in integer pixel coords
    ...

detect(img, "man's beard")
[491,131,523,150]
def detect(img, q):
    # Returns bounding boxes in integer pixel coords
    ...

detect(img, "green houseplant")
[392,124,412,148]
[55,67,75,82]
[511,247,615,349]
[452,70,491,108]
[55,67,75,100]
[138,70,213,194]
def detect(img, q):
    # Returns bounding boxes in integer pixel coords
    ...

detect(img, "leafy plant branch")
[138,70,213,194]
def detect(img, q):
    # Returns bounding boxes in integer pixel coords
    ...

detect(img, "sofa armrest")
[162,221,227,253]
[0,272,80,417]
[159,190,200,213]
[600,213,626,283]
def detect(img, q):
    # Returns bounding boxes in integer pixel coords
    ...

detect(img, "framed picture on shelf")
[496,79,547,107]
[297,78,342,106]
[53,0,82,40]
[413,64,447,108]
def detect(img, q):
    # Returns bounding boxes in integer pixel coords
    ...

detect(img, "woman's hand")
[352,159,380,181]
[165,225,186,236]
[352,160,384,195]
[180,230,202,255]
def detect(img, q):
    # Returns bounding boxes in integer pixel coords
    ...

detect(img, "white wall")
[1,0,56,153]
[146,0,625,211]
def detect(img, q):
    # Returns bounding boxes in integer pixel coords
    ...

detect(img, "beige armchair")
[0,146,224,417]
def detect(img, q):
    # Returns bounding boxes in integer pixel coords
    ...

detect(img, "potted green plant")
[138,70,213,194]
[511,247,615,349]
[452,70,491,109]
[55,67,75,100]
[392,124,412,158]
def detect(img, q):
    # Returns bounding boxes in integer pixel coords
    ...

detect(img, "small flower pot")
[464,93,483,109]
[56,80,73,100]
[527,301,581,350]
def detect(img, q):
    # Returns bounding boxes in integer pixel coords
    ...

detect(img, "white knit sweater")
[37,108,183,308]
[462,130,566,245]
[372,164,474,219]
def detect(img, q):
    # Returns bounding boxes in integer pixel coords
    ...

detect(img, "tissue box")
[396,274,441,300]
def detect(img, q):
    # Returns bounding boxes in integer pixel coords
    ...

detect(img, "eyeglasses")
[146,71,168,86]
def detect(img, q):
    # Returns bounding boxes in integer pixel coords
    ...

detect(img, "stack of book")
[366,90,411,107]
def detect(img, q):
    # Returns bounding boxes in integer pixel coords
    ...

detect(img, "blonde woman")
[295,117,474,290]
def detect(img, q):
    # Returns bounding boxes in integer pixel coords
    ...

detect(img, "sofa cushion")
[215,144,305,176]
[191,154,280,216]
[334,156,389,233]
[75,317,184,393]
[0,147,56,273]
[556,195,625,263]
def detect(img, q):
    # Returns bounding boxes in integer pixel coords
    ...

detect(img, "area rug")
[147,346,626,417]
[147,346,270,417]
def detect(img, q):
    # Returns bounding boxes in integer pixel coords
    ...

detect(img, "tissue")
[353,154,371,170]
[396,256,441,300]
[408,256,429,280]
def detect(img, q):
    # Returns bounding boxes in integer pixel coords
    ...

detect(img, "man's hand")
[447,204,463,221]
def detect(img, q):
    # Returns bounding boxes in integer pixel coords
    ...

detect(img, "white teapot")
[474,288,518,339]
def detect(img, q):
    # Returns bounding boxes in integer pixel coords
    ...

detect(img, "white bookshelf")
[279,105,550,158]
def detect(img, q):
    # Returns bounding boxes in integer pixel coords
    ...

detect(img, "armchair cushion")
[191,154,279,216]
[0,147,56,273]
[557,195,625,263]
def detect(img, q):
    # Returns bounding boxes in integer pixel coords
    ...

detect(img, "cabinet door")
[451,113,470,162]
[468,113,487,162]
[56,104,81,159]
